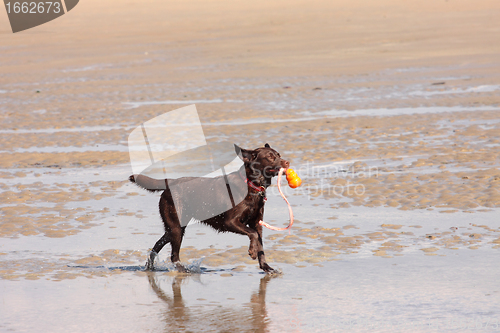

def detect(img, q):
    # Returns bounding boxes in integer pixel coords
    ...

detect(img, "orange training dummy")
[286,168,302,188]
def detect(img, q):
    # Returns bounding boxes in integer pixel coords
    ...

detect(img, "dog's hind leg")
[145,232,171,270]
[152,188,187,271]
[169,226,186,266]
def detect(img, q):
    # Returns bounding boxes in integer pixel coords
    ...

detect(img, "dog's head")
[235,143,290,186]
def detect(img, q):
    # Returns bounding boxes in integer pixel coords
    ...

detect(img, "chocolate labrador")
[129,143,289,273]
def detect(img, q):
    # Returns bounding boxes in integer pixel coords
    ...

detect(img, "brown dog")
[129,143,289,273]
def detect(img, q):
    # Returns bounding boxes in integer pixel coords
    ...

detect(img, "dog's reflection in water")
[147,272,276,332]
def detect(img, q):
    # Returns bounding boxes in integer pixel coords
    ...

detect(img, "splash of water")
[154,257,205,274]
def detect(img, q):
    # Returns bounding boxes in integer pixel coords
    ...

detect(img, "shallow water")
[1,159,499,332]
[1,62,500,332]
[2,250,499,333]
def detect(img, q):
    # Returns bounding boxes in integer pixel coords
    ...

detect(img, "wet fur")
[129,143,289,273]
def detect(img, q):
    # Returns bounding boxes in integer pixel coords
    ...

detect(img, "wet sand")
[1,0,500,331]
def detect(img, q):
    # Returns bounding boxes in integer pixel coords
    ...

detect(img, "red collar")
[245,178,265,192]
[239,168,265,192]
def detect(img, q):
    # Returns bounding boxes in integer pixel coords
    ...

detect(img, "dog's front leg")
[224,208,276,273]
[255,224,274,273]
[252,212,275,273]
[222,214,261,260]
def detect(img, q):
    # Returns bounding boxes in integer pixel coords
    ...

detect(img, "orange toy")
[286,168,302,188]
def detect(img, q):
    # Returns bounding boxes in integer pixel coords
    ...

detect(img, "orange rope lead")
[259,168,294,231]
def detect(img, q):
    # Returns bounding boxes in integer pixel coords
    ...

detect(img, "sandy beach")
[1,0,500,331]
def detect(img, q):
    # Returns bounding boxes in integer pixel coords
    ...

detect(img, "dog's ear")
[234,144,256,163]
[264,143,271,148]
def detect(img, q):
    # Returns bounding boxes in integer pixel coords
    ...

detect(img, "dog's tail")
[129,174,166,192]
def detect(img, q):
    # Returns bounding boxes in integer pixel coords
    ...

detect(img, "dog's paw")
[174,261,189,273]
[145,250,157,271]
[248,244,259,260]
[261,263,281,275]
[145,260,154,271]
[266,268,282,275]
